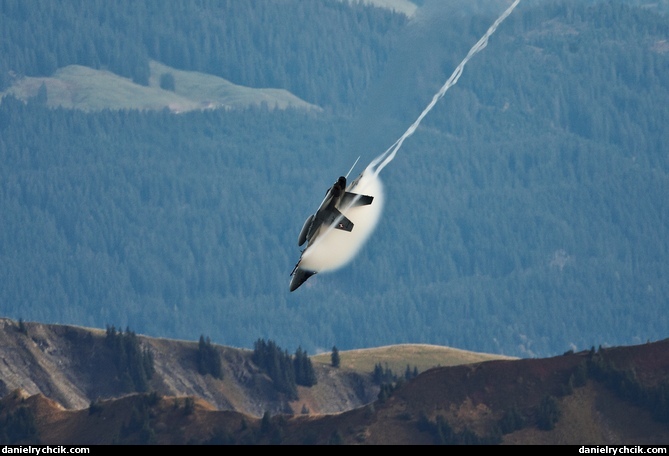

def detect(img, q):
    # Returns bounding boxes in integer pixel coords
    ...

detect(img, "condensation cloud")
[299,170,384,274]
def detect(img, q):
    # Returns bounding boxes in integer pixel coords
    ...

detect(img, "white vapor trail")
[298,0,520,276]
[365,0,521,180]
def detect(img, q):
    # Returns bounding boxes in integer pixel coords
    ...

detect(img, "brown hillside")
[267,340,669,444]
[0,318,507,420]
[2,339,668,444]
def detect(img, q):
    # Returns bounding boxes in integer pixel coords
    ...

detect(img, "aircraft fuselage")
[290,175,374,291]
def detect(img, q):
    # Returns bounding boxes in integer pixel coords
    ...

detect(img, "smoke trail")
[365,0,521,180]
[295,0,520,277]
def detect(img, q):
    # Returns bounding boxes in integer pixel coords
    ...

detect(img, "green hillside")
[345,0,418,17]
[1,61,319,112]
[148,61,321,112]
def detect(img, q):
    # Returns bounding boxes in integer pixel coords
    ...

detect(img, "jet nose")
[290,268,316,292]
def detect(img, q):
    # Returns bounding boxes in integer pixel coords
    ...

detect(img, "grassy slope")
[352,0,417,17]
[312,343,515,374]
[147,60,321,112]
[1,61,321,113]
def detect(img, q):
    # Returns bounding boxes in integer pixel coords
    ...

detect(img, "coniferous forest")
[1,0,668,357]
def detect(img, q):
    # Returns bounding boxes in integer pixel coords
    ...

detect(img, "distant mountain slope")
[0,318,507,417]
[0,61,320,112]
[3,336,668,444]
[339,0,418,17]
[0,0,406,109]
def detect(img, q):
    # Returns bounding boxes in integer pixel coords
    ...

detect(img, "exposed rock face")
[0,318,377,416]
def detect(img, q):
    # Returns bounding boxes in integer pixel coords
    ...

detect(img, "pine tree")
[294,347,317,387]
[159,73,175,91]
[253,339,298,398]
[104,325,154,392]
[197,335,223,379]
[537,395,561,430]
[372,363,384,385]
[331,346,340,368]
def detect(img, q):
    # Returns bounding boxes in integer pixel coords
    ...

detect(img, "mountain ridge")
[1,322,667,444]
[0,318,508,417]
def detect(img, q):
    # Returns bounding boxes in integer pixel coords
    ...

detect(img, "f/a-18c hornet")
[290,165,374,292]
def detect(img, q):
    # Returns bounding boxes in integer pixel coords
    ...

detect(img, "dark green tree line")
[105,325,155,393]
[197,335,222,379]
[252,339,317,399]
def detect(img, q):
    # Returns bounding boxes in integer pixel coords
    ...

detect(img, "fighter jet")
[290,173,374,292]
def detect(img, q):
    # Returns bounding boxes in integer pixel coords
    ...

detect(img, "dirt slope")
[0,318,505,417]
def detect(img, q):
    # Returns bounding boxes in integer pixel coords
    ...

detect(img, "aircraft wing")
[324,208,354,232]
[341,192,373,208]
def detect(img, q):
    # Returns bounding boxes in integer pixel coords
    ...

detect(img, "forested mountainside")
[0,0,406,110]
[1,0,668,357]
